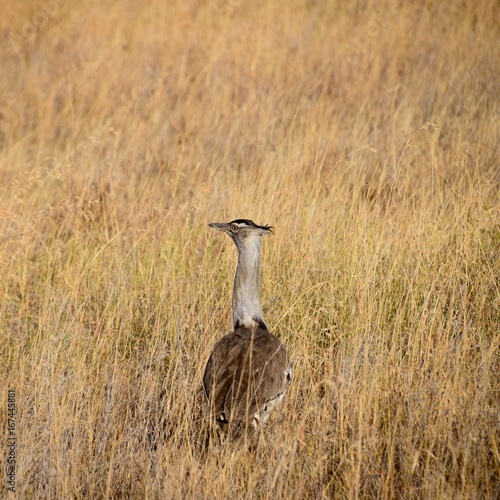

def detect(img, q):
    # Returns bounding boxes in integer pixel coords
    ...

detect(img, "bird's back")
[203,325,291,433]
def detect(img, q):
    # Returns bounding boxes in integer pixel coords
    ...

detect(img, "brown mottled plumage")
[203,219,292,435]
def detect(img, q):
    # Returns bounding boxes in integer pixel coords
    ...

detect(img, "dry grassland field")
[1,0,500,498]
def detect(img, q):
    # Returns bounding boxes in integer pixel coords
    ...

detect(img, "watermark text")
[6,390,16,493]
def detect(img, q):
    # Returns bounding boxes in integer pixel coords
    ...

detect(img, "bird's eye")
[230,223,239,233]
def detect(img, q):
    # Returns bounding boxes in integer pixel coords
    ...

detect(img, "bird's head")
[208,219,273,247]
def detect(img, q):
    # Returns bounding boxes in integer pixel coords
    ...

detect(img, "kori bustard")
[203,219,292,435]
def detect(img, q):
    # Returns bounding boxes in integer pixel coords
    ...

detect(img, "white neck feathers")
[232,233,266,330]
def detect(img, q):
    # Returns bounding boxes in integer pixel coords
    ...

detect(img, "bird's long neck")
[232,236,266,330]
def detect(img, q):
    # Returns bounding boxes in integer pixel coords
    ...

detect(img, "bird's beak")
[208,222,228,232]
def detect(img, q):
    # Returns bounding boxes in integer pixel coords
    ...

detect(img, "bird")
[203,219,292,437]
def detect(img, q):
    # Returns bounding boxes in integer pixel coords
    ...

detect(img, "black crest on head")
[230,219,273,232]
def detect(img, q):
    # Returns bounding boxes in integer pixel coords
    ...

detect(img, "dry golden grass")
[1,0,500,497]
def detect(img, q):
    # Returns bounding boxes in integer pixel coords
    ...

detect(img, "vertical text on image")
[6,389,17,493]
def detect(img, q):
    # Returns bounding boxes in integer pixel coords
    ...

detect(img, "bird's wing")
[203,326,290,425]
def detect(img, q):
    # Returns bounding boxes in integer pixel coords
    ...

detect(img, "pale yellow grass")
[1,0,499,498]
